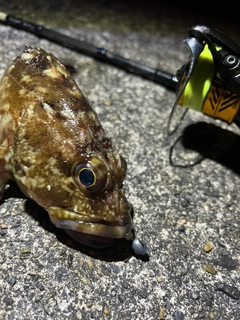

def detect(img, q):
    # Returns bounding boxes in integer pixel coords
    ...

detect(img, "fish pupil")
[79,168,95,187]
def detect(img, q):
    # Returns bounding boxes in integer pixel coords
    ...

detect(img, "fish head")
[12,109,132,247]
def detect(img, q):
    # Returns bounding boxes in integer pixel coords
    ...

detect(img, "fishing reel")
[168,25,240,134]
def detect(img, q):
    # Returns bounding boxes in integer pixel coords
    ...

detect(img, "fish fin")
[0,140,11,200]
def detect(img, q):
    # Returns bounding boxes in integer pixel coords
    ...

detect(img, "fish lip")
[65,230,116,248]
[48,207,132,239]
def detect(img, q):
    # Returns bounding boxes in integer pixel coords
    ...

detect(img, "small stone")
[203,241,213,253]
[216,282,240,299]
[48,291,56,299]
[0,229,6,236]
[21,247,31,254]
[178,246,188,258]
[159,306,165,319]
[97,267,103,276]
[177,219,187,232]
[3,297,14,305]
[8,277,16,287]
[35,295,43,303]
[157,277,162,283]
[174,311,184,320]
[86,259,94,270]
[202,264,217,275]
[58,249,66,256]
[176,267,188,277]
[118,294,125,303]
[209,312,215,318]
[44,303,50,315]
[178,225,186,232]
[81,277,88,285]
[160,255,168,264]
[181,199,190,207]
[1,224,8,229]
[86,302,93,308]
[103,305,110,315]
[139,288,148,299]
[104,99,111,105]
[68,254,73,267]
[178,218,187,226]
[198,311,206,319]
[111,264,120,274]
[191,292,200,300]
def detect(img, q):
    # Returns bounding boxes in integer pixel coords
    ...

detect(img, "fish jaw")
[47,206,132,246]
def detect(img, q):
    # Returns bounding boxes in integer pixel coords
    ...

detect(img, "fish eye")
[79,168,95,187]
[73,156,108,193]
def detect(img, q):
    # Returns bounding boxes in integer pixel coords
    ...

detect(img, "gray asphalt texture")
[0,1,240,319]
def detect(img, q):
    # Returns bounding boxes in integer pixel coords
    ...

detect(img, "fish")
[0,46,133,248]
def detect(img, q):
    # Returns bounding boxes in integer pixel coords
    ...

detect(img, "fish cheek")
[11,126,74,208]
[13,159,77,209]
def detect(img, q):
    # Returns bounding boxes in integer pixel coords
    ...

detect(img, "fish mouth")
[64,230,116,248]
[48,207,132,245]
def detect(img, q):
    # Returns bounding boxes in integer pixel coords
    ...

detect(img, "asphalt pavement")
[0,1,240,319]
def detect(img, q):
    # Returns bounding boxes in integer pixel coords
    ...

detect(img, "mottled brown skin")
[0,47,132,246]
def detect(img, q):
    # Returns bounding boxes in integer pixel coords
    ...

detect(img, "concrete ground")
[0,1,240,319]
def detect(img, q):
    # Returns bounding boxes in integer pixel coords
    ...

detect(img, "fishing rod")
[0,12,178,90]
[1,13,240,131]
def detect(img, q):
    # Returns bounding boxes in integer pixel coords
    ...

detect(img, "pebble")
[203,241,213,253]
[174,311,184,320]
[202,264,217,275]
[118,294,125,303]
[159,306,165,319]
[139,288,148,299]
[178,225,186,232]
[216,282,240,299]
[191,292,200,300]
[21,247,31,254]
[81,277,88,285]
[86,259,94,270]
[3,297,14,306]
[177,218,187,226]
[8,277,16,287]
[58,249,66,256]
[67,254,73,267]
[103,305,110,315]
[111,264,121,274]
[35,295,43,303]
[97,267,103,276]
[43,303,50,315]
[0,229,6,236]
[86,301,94,308]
